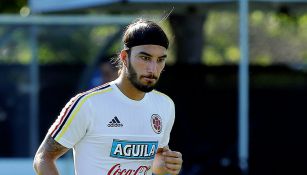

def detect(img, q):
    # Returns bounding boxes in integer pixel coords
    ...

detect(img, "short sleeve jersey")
[48,81,175,175]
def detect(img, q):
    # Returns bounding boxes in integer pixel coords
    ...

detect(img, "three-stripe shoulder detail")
[50,84,112,139]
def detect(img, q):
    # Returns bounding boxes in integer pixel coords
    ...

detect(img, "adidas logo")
[107,116,123,127]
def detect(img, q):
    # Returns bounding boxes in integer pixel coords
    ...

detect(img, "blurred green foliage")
[0,0,27,13]
[0,25,120,64]
[1,2,307,66]
[204,10,307,66]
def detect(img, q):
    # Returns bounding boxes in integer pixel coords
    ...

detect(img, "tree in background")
[1,1,307,66]
[0,0,27,13]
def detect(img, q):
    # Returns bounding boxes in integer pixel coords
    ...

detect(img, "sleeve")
[159,100,175,148]
[47,93,92,148]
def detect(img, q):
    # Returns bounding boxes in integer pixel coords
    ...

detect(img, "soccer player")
[33,19,183,175]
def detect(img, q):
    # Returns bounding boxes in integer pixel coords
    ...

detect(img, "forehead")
[130,45,167,56]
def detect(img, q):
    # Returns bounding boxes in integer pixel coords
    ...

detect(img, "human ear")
[120,50,128,67]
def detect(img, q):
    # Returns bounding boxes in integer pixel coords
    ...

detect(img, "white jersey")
[48,81,175,175]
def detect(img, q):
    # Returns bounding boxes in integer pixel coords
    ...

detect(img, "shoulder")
[151,90,175,125]
[71,83,113,107]
[82,83,113,98]
[151,90,175,108]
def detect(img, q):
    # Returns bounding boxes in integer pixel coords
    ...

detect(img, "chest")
[79,102,166,160]
[89,101,166,137]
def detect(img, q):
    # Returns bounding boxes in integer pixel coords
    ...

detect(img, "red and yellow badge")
[151,114,162,134]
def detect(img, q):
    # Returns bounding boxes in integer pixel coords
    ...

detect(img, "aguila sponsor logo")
[107,164,150,175]
[110,140,158,160]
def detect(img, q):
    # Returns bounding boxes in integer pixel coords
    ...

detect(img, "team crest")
[151,114,162,134]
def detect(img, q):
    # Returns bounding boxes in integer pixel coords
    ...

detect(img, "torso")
[73,82,174,175]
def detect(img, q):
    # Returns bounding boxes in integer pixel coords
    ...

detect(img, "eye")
[140,55,150,61]
[157,58,166,63]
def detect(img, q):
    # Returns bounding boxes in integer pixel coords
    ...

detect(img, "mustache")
[141,74,158,80]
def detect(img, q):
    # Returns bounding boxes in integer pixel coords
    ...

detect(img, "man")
[33,19,183,175]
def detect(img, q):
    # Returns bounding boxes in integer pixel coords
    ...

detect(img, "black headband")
[124,27,169,49]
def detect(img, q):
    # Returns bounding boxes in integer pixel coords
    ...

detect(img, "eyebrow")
[138,51,167,59]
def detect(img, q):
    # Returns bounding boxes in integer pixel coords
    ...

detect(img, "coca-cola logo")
[107,164,150,175]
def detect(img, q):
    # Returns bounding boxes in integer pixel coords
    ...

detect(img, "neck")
[114,74,146,101]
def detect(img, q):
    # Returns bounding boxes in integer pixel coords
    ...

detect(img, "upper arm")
[48,94,92,148]
[35,135,69,161]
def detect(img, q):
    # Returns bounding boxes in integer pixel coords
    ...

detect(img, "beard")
[127,59,158,93]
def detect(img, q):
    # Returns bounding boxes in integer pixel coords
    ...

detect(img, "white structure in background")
[29,0,234,13]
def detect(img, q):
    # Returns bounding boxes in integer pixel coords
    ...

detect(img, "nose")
[147,60,157,74]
